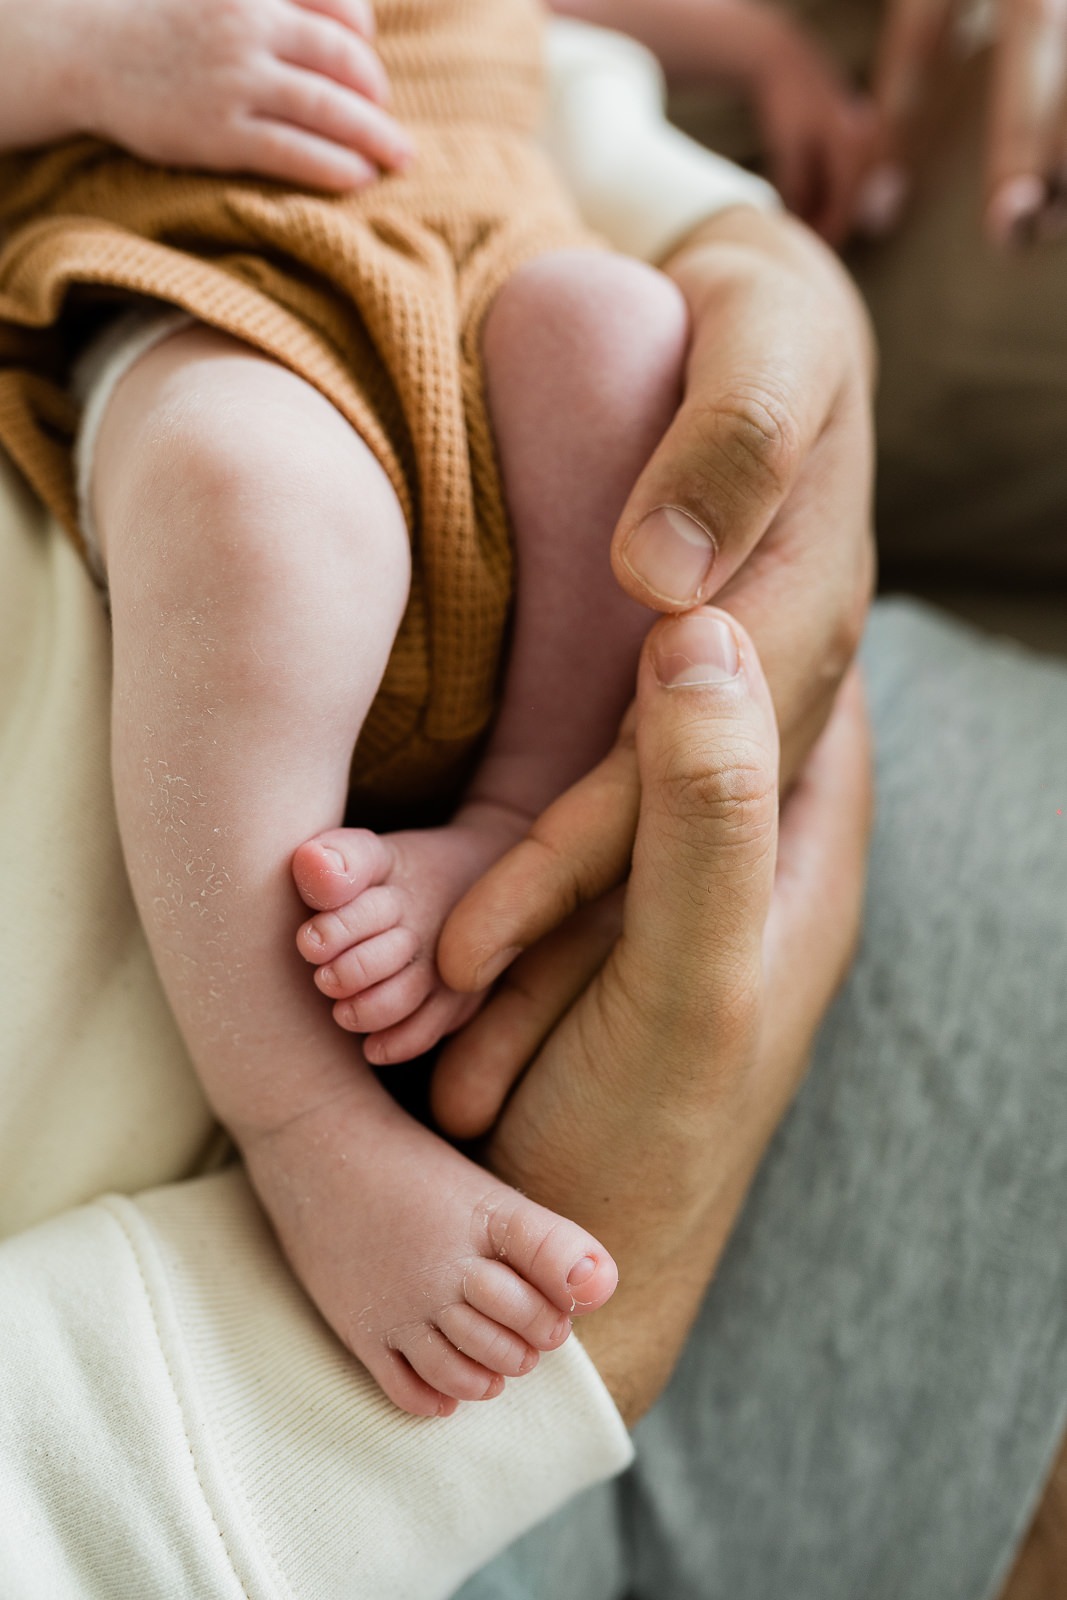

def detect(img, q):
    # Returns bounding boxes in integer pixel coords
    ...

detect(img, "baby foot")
[292,803,529,1065]
[242,1077,618,1418]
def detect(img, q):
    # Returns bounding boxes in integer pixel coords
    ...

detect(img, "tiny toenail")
[323,847,347,872]
[320,965,337,988]
[567,1255,597,1288]
[552,1314,572,1344]
[305,924,325,948]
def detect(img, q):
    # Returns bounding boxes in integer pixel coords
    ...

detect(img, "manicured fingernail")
[855,164,909,236]
[621,507,715,606]
[568,1255,597,1287]
[988,175,1046,247]
[654,611,740,688]
[322,848,347,872]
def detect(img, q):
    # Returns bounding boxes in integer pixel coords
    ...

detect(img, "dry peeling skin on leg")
[92,324,620,1420]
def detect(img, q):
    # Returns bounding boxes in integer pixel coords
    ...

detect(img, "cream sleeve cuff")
[544,18,780,264]
[0,1168,634,1600]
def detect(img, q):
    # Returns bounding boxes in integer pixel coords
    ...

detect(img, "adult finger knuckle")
[690,387,801,515]
[664,743,778,845]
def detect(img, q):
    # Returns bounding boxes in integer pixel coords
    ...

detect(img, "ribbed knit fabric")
[0,0,600,809]
[0,1168,633,1600]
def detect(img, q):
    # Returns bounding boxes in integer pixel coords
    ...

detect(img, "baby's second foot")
[242,1079,619,1418]
[293,804,529,1065]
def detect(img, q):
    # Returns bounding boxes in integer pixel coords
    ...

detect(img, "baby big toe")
[292,828,393,912]
[487,1202,618,1318]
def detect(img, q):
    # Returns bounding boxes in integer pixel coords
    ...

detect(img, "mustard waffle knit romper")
[0,0,601,810]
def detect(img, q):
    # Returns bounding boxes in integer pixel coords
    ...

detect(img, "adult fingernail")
[654,611,740,688]
[854,165,909,236]
[988,175,1046,247]
[621,507,715,606]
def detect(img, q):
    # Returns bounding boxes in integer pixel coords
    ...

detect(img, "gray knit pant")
[457,599,1067,1600]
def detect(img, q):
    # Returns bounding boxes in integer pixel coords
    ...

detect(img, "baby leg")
[94,326,616,1416]
[296,251,690,1065]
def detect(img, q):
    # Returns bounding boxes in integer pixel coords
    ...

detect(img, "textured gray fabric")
[456,598,1067,1600]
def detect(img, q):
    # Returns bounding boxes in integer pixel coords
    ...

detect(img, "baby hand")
[748,13,877,246]
[81,0,413,189]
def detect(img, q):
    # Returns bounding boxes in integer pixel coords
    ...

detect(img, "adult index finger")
[609,209,865,615]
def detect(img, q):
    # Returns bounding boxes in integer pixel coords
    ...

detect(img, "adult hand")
[437,207,874,994]
[613,207,875,780]
[744,6,877,246]
[469,609,871,1423]
[70,0,412,190]
[859,0,1067,246]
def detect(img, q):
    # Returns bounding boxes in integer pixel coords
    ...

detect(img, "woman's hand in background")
[736,2,878,245]
[860,0,1067,246]
[548,0,877,244]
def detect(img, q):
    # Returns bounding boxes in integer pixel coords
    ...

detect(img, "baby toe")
[334,961,435,1035]
[297,885,402,964]
[399,1324,506,1403]
[366,1345,457,1420]
[461,1258,572,1351]
[316,925,419,999]
[436,1301,539,1378]
[364,987,481,1066]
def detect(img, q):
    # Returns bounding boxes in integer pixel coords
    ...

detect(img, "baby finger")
[230,116,379,190]
[261,64,414,170]
[281,9,391,104]
[291,0,377,41]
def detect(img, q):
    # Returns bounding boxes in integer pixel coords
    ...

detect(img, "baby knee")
[485,250,689,408]
[98,340,408,610]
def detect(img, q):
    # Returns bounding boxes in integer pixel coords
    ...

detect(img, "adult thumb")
[609,249,840,613]
[617,607,780,1028]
